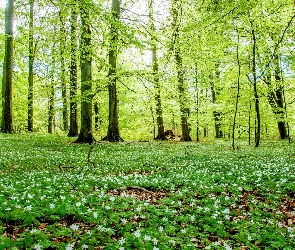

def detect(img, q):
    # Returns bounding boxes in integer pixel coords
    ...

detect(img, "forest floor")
[0,134,295,250]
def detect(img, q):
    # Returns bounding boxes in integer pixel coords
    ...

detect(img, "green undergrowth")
[0,134,295,249]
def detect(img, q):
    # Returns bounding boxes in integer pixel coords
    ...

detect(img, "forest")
[1,0,294,144]
[1,0,295,249]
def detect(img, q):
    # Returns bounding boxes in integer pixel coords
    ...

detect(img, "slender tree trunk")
[251,22,260,147]
[48,53,55,134]
[274,54,287,139]
[105,0,123,142]
[148,0,165,140]
[211,84,222,138]
[28,0,34,132]
[171,0,191,141]
[232,29,241,149]
[210,65,223,139]
[1,0,14,133]
[68,6,79,137]
[59,10,69,132]
[194,65,200,142]
[75,2,94,143]
[94,102,100,131]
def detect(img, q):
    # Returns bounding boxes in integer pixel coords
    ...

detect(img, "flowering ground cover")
[0,134,295,249]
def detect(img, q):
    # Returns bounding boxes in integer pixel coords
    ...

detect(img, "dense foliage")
[0,134,295,249]
[1,0,295,141]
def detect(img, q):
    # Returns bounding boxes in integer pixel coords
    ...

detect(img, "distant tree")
[1,0,14,133]
[59,8,69,132]
[48,47,56,134]
[27,0,34,132]
[210,65,223,139]
[68,5,79,137]
[75,1,94,143]
[250,20,260,147]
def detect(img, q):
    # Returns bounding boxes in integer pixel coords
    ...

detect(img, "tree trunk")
[194,65,200,142]
[210,66,223,139]
[27,0,34,132]
[48,54,55,134]
[75,2,94,144]
[232,28,241,149]
[274,54,287,139]
[48,82,55,134]
[68,6,78,137]
[251,22,260,147]
[104,0,123,142]
[1,0,14,133]
[94,102,100,131]
[148,0,165,140]
[59,10,69,132]
[171,0,191,141]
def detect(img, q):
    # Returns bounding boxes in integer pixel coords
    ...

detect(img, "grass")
[0,134,295,250]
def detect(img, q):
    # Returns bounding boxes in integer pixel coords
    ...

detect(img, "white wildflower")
[70,224,79,231]
[34,243,42,250]
[119,237,125,245]
[134,230,141,238]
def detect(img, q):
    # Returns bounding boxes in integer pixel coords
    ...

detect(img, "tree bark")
[232,28,241,149]
[104,0,123,142]
[28,0,34,132]
[75,2,94,143]
[1,0,14,133]
[94,101,100,131]
[148,0,165,140]
[210,65,223,139]
[265,53,288,139]
[171,0,191,141]
[194,65,200,142]
[48,53,55,134]
[210,84,222,138]
[251,22,260,147]
[59,9,69,132]
[68,6,79,137]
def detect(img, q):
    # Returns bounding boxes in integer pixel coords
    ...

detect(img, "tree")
[48,62,55,134]
[264,53,288,139]
[59,8,69,132]
[232,26,241,149]
[210,65,223,139]
[104,0,123,142]
[68,4,79,137]
[1,0,14,133]
[28,0,34,132]
[171,0,191,141]
[250,20,260,147]
[148,0,165,140]
[75,1,94,143]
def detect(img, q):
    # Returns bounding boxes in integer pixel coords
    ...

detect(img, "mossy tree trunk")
[105,0,123,142]
[264,53,287,139]
[75,2,94,143]
[171,0,191,141]
[1,0,14,133]
[148,0,165,140]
